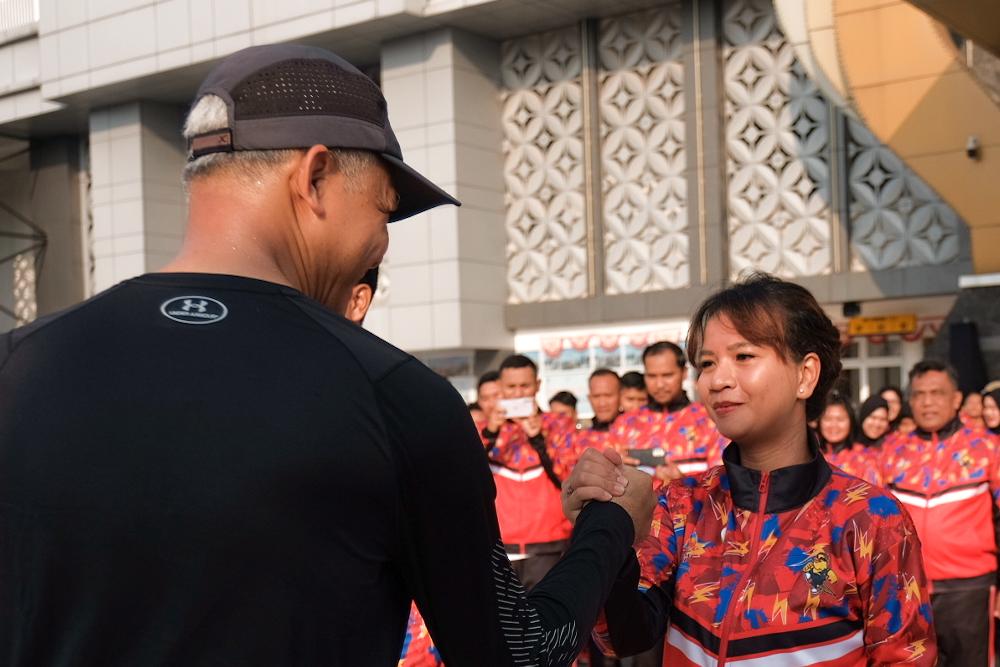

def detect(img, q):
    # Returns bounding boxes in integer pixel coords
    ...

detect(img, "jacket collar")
[857,432,885,448]
[646,394,691,414]
[722,435,831,513]
[589,416,615,432]
[912,416,962,442]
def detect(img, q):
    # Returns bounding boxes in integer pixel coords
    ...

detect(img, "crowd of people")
[402,281,1000,666]
[5,43,1000,667]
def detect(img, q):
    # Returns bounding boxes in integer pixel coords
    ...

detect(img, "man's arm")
[563,449,678,657]
[377,359,646,666]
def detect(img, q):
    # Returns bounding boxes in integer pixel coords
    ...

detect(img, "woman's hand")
[561,448,629,524]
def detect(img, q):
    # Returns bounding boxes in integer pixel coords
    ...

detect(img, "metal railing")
[0,0,39,35]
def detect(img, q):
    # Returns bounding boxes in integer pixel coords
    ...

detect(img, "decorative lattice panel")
[599,4,688,294]
[846,119,965,269]
[13,253,36,326]
[501,27,588,304]
[722,0,832,278]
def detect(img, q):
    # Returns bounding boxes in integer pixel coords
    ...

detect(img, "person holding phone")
[482,354,583,590]
[611,342,726,483]
[563,273,936,665]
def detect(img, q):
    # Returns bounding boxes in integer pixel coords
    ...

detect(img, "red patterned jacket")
[398,604,441,667]
[879,417,1000,585]
[828,439,891,487]
[594,442,936,666]
[480,412,580,547]
[609,399,726,476]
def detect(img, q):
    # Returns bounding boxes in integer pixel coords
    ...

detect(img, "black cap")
[189,44,460,222]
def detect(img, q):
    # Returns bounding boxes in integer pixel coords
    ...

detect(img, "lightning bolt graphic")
[905,639,927,662]
[771,596,788,624]
[758,532,779,558]
[855,529,874,561]
[709,495,726,522]
[903,574,922,603]
[688,582,720,604]
[844,482,870,505]
[739,582,756,610]
[724,540,749,557]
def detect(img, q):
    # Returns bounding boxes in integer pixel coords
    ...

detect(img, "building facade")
[0,0,984,415]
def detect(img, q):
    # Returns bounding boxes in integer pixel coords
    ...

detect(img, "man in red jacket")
[881,359,1000,667]
[611,342,725,481]
[481,354,583,589]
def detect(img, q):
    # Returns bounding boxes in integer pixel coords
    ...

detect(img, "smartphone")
[625,447,666,468]
[500,397,535,419]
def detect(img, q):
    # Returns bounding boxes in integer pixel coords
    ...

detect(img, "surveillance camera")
[966,135,981,160]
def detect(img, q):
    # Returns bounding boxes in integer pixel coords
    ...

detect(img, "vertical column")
[375,28,511,353]
[29,136,85,314]
[88,101,186,293]
[684,0,727,286]
[579,18,604,298]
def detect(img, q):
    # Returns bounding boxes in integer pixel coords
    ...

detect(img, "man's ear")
[291,145,336,218]
[345,284,374,325]
[951,390,964,414]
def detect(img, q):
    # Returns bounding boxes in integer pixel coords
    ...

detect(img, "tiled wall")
[367,27,510,351]
[37,0,420,99]
[89,101,186,292]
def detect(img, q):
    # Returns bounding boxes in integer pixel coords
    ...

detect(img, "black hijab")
[857,394,890,447]
[985,389,1000,435]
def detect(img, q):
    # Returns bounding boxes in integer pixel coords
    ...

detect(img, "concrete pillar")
[88,101,187,293]
[370,28,511,353]
[30,136,86,314]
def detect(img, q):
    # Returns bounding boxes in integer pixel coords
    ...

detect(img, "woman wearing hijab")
[834,395,890,485]
[983,388,1000,435]
[878,385,905,432]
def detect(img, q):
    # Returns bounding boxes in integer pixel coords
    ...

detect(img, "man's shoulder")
[288,296,416,383]
[0,284,128,372]
[954,424,1000,448]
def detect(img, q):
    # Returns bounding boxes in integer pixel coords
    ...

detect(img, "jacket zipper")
[716,471,769,666]
[924,432,938,591]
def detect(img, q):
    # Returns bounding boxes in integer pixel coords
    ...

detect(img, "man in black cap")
[0,45,652,666]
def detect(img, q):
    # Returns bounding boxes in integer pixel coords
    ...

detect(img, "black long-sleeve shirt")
[0,273,634,666]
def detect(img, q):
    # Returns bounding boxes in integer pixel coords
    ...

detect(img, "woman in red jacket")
[564,274,935,666]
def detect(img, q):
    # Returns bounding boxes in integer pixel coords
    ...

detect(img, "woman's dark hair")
[477,370,500,389]
[620,371,645,390]
[817,391,858,449]
[877,385,905,428]
[686,273,842,421]
[549,391,577,409]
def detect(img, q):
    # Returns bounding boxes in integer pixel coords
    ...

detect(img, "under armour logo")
[160,295,228,325]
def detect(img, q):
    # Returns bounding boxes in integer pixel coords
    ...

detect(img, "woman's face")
[881,389,902,422]
[695,315,806,447]
[898,416,916,434]
[983,395,1000,429]
[861,406,890,440]
[819,404,852,445]
[961,393,983,419]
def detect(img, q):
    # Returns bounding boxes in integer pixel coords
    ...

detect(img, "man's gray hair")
[182,94,378,189]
